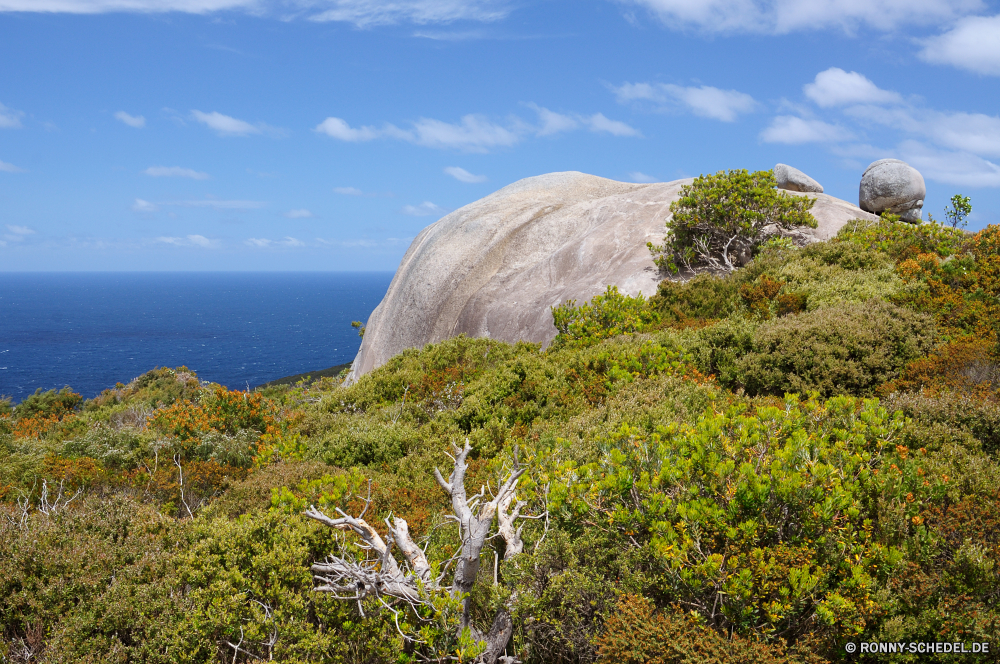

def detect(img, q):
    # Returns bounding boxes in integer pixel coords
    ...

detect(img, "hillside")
[2,208,1000,662]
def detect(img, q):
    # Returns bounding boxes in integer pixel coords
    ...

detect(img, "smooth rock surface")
[346,172,878,382]
[859,159,926,222]
[775,163,824,193]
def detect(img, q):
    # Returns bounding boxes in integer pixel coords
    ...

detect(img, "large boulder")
[346,172,877,382]
[775,163,823,193]
[859,159,926,223]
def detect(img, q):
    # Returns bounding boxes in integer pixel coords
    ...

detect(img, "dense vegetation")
[4,196,1000,662]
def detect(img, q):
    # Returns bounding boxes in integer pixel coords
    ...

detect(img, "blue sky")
[1,0,999,271]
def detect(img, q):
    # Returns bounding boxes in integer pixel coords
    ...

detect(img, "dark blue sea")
[0,272,394,403]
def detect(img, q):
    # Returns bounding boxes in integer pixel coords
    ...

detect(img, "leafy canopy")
[649,169,816,274]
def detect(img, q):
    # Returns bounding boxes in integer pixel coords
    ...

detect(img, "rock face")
[774,163,823,193]
[346,172,878,382]
[859,159,926,223]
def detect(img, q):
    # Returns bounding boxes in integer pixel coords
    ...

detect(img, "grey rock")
[774,163,823,193]
[859,159,926,223]
[346,172,877,383]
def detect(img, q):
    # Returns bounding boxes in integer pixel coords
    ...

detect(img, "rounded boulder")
[859,159,926,222]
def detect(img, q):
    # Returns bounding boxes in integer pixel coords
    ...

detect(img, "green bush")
[552,395,911,652]
[836,215,968,262]
[883,390,1000,454]
[648,169,816,273]
[737,300,937,397]
[14,387,82,420]
[649,273,740,326]
[552,285,660,348]
[597,595,825,664]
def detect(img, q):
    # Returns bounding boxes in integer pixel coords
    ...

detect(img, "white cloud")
[318,114,522,152]
[529,105,579,136]
[304,0,511,26]
[613,82,756,122]
[114,111,145,128]
[845,105,1000,158]
[526,104,640,137]
[444,166,487,183]
[315,117,381,142]
[0,0,513,26]
[804,68,902,107]
[402,201,448,216]
[245,236,307,247]
[320,107,637,152]
[898,140,1000,187]
[191,110,277,136]
[0,0,253,12]
[6,224,34,236]
[177,199,266,209]
[628,171,660,182]
[187,234,215,247]
[618,0,984,34]
[0,102,24,129]
[284,209,314,218]
[760,115,855,143]
[584,112,641,136]
[144,166,211,179]
[334,186,364,195]
[408,115,521,151]
[156,234,218,247]
[135,198,265,211]
[0,159,24,172]
[920,14,1000,75]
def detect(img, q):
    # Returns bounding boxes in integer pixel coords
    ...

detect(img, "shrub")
[648,169,816,273]
[649,273,740,326]
[880,338,999,399]
[85,366,202,411]
[738,300,937,397]
[552,285,660,348]
[836,215,967,262]
[684,315,760,385]
[882,390,1000,454]
[14,387,82,420]
[596,595,825,664]
[553,395,912,651]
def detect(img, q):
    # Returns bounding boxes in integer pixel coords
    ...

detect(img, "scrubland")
[3,216,1000,663]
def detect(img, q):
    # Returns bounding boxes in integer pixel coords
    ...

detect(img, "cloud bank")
[0,0,513,27]
[618,0,985,34]
[144,166,211,179]
[919,14,1000,76]
[114,111,146,128]
[612,82,756,122]
[317,106,638,152]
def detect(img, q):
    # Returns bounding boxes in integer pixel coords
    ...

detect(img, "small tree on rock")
[648,169,816,273]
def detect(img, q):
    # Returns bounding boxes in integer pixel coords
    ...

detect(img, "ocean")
[0,272,394,403]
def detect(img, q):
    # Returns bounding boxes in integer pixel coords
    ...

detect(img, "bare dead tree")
[174,453,195,518]
[304,439,534,663]
[37,479,81,516]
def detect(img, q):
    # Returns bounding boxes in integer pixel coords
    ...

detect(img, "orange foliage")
[43,455,106,491]
[148,386,283,442]
[12,412,76,440]
[740,274,783,317]
[880,338,999,399]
